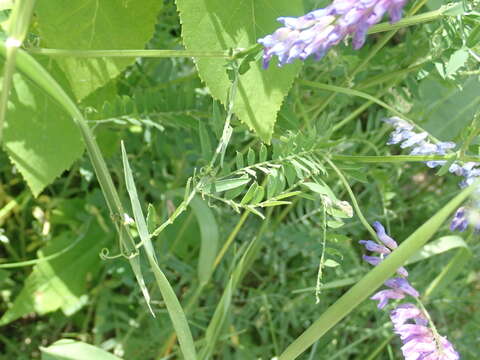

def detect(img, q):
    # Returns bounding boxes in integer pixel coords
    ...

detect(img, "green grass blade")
[121,147,197,360]
[148,260,198,360]
[189,197,219,285]
[169,189,219,285]
[278,183,477,360]
[121,141,157,263]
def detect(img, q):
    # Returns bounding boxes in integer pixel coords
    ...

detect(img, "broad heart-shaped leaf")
[0,223,109,326]
[2,73,84,197]
[176,0,303,143]
[41,339,121,360]
[35,0,163,100]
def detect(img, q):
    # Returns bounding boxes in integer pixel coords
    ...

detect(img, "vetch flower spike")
[360,223,460,359]
[384,117,480,232]
[360,222,408,277]
[258,0,410,68]
[390,304,460,359]
[372,221,398,249]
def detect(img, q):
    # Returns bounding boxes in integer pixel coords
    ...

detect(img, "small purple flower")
[360,222,408,277]
[385,277,419,298]
[372,221,398,249]
[450,207,468,232]
[400,132,429,149]
[370,277,419,309]
[371,289,405,309]
[390,303,427,326]
[363,255,408,277]
[359,240,391,254]
[258,0,410,68]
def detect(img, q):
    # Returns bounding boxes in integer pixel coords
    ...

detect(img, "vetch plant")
[0,0,478,359]
[258,0,409,68]
[360,222,460,359]
[385,117,480,232]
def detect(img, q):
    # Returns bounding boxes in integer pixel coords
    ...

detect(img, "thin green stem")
[28,48,231,58]
[331,154,480,163]
[300,79,438,142]
[0,222,88,268]
[213,210,250,268]
[367,4,462,35]
[415,299,445,356]
[323,156,378,242]
[315,204,327,304]
[356,63,425,91]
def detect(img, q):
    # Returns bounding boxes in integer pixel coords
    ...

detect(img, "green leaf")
[259,144,268,162]
[251,185,265,205]
[146,204,157,234]
[176,0,303,142]
[247,147,255,166]
[35,0,163,100]
[0,224,108,326]
[272,191,301,200]
[445,48,469,77]
[235,151,244,169]
[411,76,480,140]
[189,196,219,285]
[259,200,291,207]
[266,170,279,199]
[199,121,213,160]
[467,24,480,48]
[41,339,121,360]
[121,142,156,315]
[284,163,297,187]
[224,184,245,200]
[2,73,84,196]
[405,235,469,264]
[303,182,336,199]
[403,235,472,300]
[240,182,258,205]
[323,259,340,268]
[213,176,250,193]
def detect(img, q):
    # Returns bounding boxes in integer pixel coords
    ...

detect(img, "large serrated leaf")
[2,73,84,196]
[35,0,163,100]
[176,0,303,143]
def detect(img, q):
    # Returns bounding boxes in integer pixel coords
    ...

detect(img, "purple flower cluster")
[384,117,480,232]
[390,304,460,360]
[384,117,456,169]
[360,221,416,309]
[360,222,460,359]
[257,0,409,68]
